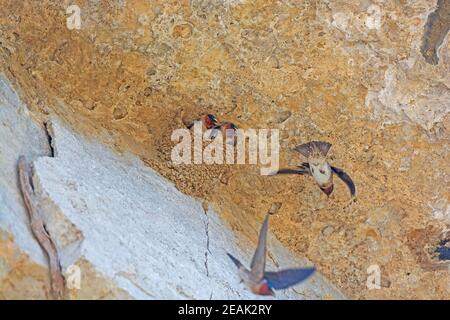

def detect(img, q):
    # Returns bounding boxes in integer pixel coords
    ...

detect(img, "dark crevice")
[43,122,55,157]
[202,202,211,277]
[204,216,211,277]
[420,0,450,65]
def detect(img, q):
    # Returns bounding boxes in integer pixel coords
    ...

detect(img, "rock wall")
[0,74,343,299]
[0,0,449,299]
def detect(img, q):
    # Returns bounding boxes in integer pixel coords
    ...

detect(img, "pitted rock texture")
[0,75,343,299]
[0,1,449,298]
[421,0,450,65]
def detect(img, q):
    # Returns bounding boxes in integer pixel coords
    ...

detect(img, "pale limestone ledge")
[0,74,51,267]
[0,74,344,299]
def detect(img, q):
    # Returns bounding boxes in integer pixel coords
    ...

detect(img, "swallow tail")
[312,141,332,157]
[265,267,315,290]
[294,141,331,158]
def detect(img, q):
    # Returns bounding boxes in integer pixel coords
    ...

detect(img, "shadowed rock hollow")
[0,0,449,299]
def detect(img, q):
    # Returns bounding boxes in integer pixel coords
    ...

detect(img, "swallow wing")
[331,166,356,196]
[227,253,243,269]
[227,253,252,282]
[301,162,310,169]
[272,168,309,175]
[207,125,222,140]
[265,267,315,290]
[206,114,218,124]
[270,162,310,176]
[250,214,269,280]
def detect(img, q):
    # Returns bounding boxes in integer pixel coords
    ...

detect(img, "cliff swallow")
[184,113,218,130]
[211,122,238,145]
[227,214,315,296]
[274,141,356,197]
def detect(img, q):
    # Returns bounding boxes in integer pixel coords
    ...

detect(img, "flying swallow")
[274,141,356,197]
[227,214,315,296]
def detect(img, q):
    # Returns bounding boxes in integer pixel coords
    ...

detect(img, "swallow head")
[184,113,217,129]
[252,279,274,296]
[201,114,218,129]
[220,122,238,145]
[221,122,237,132]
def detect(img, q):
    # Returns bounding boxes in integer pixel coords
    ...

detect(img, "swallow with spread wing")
[227,214,315,296]
[273,141,356,197]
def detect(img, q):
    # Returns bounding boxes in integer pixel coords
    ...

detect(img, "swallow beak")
[321,184,334,197]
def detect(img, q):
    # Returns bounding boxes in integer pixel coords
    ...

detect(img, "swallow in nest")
[183,113,219,131]
[210,122,238,145]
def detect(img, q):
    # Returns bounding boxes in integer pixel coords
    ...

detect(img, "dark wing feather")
[227,253,243,269]
[265,268,315,290]
[207,125,222,140]
[331,166,356,196]
[270,163,310,176]
[273,168,309,175]
[250,214,269,280]
[206,114,218,124]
